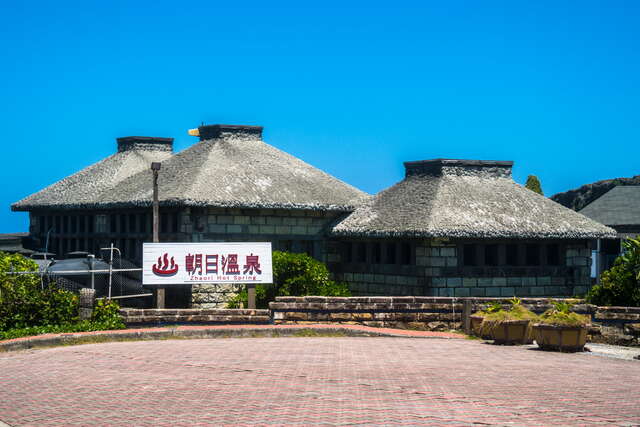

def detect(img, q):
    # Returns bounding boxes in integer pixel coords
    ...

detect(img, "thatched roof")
[332,159,616,239]
[13,126,368,212]
[579,186,640,227]
[12,137,173,211]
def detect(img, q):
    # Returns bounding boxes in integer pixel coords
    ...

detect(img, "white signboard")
[143,242,272,286]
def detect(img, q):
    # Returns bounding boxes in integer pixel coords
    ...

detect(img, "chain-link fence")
[8,258,150,307]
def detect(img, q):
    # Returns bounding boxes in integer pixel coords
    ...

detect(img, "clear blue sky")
[1,1,639,233]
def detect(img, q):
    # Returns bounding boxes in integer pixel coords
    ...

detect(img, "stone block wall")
[329,239,592,298]
[269,296,640,346]
[181,207,344,308]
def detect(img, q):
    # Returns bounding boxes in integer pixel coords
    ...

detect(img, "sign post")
[143,242,273,309]
[150,162,164,309]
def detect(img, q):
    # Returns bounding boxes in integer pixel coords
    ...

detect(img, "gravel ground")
[585,343,640,360]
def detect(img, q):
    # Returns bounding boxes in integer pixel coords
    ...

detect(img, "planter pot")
[470,315,489,338]
[532,323,588,352]
[488,319,532,345]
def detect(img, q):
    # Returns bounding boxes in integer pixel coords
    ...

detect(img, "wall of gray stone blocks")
[331,239,593,298]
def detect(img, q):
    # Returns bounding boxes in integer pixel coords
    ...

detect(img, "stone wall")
[329,239,592,298]
[269,296,640,346]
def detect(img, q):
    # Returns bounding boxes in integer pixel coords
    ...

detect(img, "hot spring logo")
[152,253,179,277]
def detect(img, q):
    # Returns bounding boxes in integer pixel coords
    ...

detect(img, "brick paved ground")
[1,337,639,426]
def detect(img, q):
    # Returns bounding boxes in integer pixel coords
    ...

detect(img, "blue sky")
[1,1,639,233]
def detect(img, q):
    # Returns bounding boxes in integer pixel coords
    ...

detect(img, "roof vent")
[404,159,513,178]
[116,136,173,153]
[196,124,263,141]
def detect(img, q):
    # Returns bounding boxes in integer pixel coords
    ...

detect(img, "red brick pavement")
[1,337,639,426]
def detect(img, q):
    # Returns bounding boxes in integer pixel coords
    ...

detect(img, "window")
[138,214,147,233]
[547,244,560,266]
[110,214,117,233]
[129,214,136,233]
[372,242,382,264]
[463,244,477,267]
[484,244,498,266]
[401,243,412,265]
[87,215,94,233]
[79,216,85,233]
[526,244,540,266]
[120,215,127,233]
[160,213,168,233]
[63,216,69,233]
[280,240,293,252]
[172,213,179,233]
[506,244,519,266]
[96,215,108,233]
[385,243,396,264]
[302,240,314,257]
[54,216,61,233]
[39,216,45,233]
[343,242,353,263]
[356,242,367,263]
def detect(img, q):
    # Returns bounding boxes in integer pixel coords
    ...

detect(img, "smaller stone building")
[329,159,616,297]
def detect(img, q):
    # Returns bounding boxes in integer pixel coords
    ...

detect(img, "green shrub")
[0,252,125,339]
[92,299,125,330]
[537,300,589,327]
[227,251,351,309]
[587,237,640,307]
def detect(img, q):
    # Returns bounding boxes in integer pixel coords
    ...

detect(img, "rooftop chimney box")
[197,124,263,141]
[404,159,513,178]
[117,136,173,153]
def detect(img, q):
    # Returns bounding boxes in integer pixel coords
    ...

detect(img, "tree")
[227,251,350,309]
[525,175,544,195]
[586,237,640,307]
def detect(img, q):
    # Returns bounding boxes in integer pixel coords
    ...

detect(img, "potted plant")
[532,300,590,352]
[470,301,502,339]
[480,297,538,345]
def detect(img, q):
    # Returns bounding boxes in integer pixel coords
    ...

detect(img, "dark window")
[129,239,137,259]
[79,216,85,233]
[385,243,396,264]
[506,244,519,266]
[401,243,412,265]
[46,216,52,232]
[160,213,168,233]
[87,215,94,233]
[302,240,314,257]
[172,213,179,233]
[526,244,540,266]
[356,242,367,263]
[69,239,77,252]
[39,216,45,233]
[78,239,85,251]
[138,214,147,233]
[120,215,127,233]
[463,244,477,267]
[372,242,382,264]
[61,239,68,255]
[343,242,353,263]
[547,244,560,266]
[110,214,117,233]
[129,214,136,233]
[484,244,499,266]
[72,216,79,234]
[280,240,293,252]
[55,216,61,233]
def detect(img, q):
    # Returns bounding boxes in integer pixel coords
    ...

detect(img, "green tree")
[587,237,640,307]
[228,251,351,309]
[525,175,544,195]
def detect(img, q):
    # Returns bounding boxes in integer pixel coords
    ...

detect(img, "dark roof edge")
[403,159,514,168]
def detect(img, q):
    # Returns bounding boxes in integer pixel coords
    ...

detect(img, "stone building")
[329,159,616,297]
[12,124,368,306]
[12,124,616,303]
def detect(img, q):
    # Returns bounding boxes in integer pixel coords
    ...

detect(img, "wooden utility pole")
[151,162,165,309]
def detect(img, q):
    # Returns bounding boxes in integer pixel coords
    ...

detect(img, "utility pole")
[151,162,165,309]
